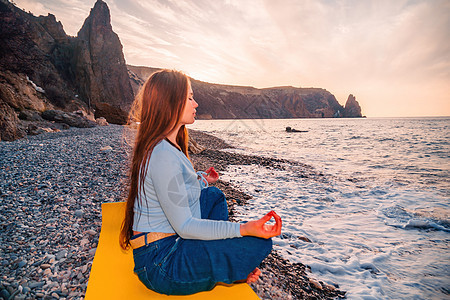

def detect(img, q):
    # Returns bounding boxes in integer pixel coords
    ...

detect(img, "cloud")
[12,0,47,15]
[14,0,92,35]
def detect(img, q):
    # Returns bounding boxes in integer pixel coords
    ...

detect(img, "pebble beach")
[0,125,345,299]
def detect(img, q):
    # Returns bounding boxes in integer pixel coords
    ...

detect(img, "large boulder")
[95,117,108,126]
[18,110,44,121]
[94,102,128,125]
[42,109,96,128]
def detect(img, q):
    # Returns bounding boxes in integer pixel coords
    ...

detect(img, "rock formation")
[94,102,128,125]
[0,0,74,141]
[75,0,134,113]
[0,0,134,140]
[343,94,363,117]
[128,65,349,119]
[41,110,97,128]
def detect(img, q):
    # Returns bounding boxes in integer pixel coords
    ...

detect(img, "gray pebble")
[17,260,27,268]
[55,250,67,261]
[6,286,14,295]
[0,289,11,299]
[44,269,52,276]
[68,291,79,297]
[88,248,97,256]
[28,281,45,289]
[32,260,44,267]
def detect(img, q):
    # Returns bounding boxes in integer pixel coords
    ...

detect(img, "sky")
[13,0,450,117]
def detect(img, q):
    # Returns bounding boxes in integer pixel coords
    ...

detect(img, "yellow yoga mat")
[85,202,260,299]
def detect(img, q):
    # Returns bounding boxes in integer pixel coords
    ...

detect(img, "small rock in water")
[323,282,336,291]
[309,278,323,290]
[40,264,51,270]
[298,236,312,243]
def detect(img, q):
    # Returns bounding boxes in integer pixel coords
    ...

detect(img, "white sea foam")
[189,117,450,299]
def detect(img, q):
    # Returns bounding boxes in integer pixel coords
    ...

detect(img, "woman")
[120,69,282,295]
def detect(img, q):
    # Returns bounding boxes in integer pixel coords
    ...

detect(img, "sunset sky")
[14,0,450,117]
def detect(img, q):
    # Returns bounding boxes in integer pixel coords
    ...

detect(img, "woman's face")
[180,83,198,125]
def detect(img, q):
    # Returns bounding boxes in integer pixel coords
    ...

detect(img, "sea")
[188,117,450,300]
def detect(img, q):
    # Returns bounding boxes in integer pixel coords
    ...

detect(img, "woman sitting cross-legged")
[119,69,282,295]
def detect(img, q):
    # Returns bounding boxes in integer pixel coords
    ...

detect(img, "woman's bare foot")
[246,267,261,283]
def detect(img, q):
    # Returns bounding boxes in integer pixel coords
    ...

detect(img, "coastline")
[189,130,345,299]
[0,125,345,299]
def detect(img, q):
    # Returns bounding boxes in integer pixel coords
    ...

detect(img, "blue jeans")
[132,186,273,295]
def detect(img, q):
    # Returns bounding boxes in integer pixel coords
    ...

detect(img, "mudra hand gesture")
[240,211,282,239]
[204,167,219,184]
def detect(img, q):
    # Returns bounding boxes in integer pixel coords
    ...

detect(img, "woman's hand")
[204,167,219,184]
[246,268,261,283]
[240,211,282,239]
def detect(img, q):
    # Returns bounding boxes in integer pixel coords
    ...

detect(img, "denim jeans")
[132,186,273,295]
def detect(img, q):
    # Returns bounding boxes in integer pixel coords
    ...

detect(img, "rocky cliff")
[190,82,341,119]
[128,65,356,119]
[0,0,133,141]
[1,0,363,141]
[343,94,363,118]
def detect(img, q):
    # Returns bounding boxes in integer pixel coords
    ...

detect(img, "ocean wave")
[191,117,450,299]
[381,205,450,232]
[403,219,450,232]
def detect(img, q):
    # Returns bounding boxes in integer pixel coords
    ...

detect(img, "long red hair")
[120,69,190,249]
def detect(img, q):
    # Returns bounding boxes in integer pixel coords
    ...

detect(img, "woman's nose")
[193,99,199,108]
